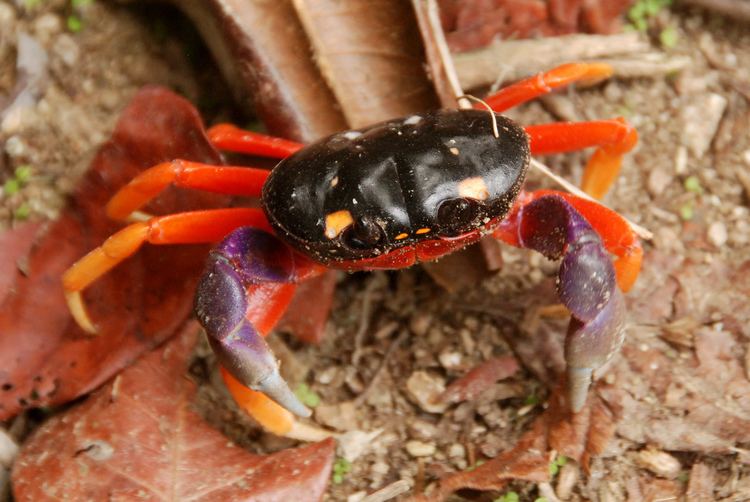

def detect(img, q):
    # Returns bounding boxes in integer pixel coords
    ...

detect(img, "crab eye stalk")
[341,216,385,250]
[436,197,482,236]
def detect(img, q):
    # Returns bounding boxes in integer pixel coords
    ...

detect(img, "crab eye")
[341,217,385,250]
[436,197,481,237]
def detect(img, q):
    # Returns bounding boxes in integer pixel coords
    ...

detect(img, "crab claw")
[195,228,311,418]
[518,195,627,412]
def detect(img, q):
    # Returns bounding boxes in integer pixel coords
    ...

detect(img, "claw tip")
[65,290,99,335]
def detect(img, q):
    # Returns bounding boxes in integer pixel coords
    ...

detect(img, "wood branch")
[453,32,652,90]
[680,0,750,22]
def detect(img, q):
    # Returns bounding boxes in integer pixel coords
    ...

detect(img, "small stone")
[674,146,688,175]
[636,448,682,479]
[438,350,462,370]
[52,33,80,67]
[743,149,750,167]
[405,371,448,413]
[647,167,673,197]
[447,443,465,459]
[0,428,19,467]
[33,13,63,44]
[405,440,436,457]
[338,429,382,462]
[4,136,26,158]
[409,312,432,336]
[680,93,728,158]
[407,419,438,440]
[707,221,727,247]
[556,462,580,500]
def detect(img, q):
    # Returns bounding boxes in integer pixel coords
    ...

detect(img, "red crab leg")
[105,161,271,221]
[62,208,271,334]
[207,124,303,158]
[481,62,613,113]
[495,189,643,292]
[493,193,634,412]
[524,119,638,199]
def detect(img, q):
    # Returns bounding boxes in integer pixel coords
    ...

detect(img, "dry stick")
[361,480,411,502]
[681,0,750,21]
[353,329,407,405]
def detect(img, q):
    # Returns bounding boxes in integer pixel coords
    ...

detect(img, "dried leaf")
[440,356,519,404]
[175,0,347,142]
[11,324,336,501]
[0,88,227,420]
[278,271,338,344]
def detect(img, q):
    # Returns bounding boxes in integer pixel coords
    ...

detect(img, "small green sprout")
[628,0,673,32]
[465,460,485,472]
[3,165,33,196]
[679,202,694,221]
[294,383,321,408]
[332,458,351,485]
[494,492,519,502]
[659,26,679,48]
[534,498,549,502]
[549,454,568,476]
[67,15,83,32]
[684,175,703,194]
[71,0,93,7]
[15,203,31,221]
[524,393,541,406]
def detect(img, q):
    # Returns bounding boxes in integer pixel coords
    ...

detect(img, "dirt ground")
[2,1,750,501]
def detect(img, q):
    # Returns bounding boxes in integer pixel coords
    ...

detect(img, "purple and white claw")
[519,196,626,412]
[195,228,311,418]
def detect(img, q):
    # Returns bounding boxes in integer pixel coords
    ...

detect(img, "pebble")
[0,3,16,33]
[680,93,727,158]
[52,33,80,67]
[405,371,448,413]
[636,448,682,478]
[438,350,462,370]
[647,167,673,197]
[707,221,727,247]
[4,135,26,158]
[0,428,19,467]
[33,13,63,44]
[405,440,436,457]
[556,462,580,500]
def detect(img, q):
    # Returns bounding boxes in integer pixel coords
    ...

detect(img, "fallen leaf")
[11,323,336,501]
[0,87,228,419]
[440,355,520,404]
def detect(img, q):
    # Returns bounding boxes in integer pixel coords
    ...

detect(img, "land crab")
[62,63,642,435]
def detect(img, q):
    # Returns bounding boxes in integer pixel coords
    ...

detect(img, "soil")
[2,1,750,501]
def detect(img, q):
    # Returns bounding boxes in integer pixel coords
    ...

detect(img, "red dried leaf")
[440,355,519,403]
[0,87,228,420]
[278,270,338,344]
[12,323,336,501]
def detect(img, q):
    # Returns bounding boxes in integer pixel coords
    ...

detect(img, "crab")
[62,63,642,435]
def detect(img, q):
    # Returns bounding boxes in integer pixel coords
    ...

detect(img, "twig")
[351,277,381,366]
[454,33,650,89]
[530,159,654,240]
[354,329,407,405]
[681,0,750,22]
[361,480,411,502]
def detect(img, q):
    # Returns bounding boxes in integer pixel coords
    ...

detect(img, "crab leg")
[494,193,633,412]
[105,161,271,221]
[207,124,303,157]
[194,227,325,424]
[62,208,270,333]
[524,119,638,199]
[481,62,614,113]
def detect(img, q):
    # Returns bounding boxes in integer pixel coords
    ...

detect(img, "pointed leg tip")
[567,366,593,413]
[64,290,99,335]
[258,371,312,418]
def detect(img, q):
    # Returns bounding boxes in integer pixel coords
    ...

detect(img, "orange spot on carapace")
[324,210,353,239]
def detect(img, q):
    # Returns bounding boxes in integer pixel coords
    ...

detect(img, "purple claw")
[195,228,311,418]
[519,195,626,412]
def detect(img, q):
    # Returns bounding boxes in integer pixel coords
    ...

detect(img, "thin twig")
[361,480,411,502]
[530,159,654,240]
[351,277,381,366]
[354,329,407,405]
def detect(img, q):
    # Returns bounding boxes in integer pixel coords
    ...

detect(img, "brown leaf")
[440,356,519,404]
[0,88,227,420]
[293,0,439,128]
[278,270,338,344]
[11,323,336,501]
[175,0,347,142]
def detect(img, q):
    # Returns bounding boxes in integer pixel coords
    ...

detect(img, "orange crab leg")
[524,118,638,199]
[207,123,303,158]
[495,189,642,292]
[62,208,271,333]
[481,62,613,113]
[105,161,271,221]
